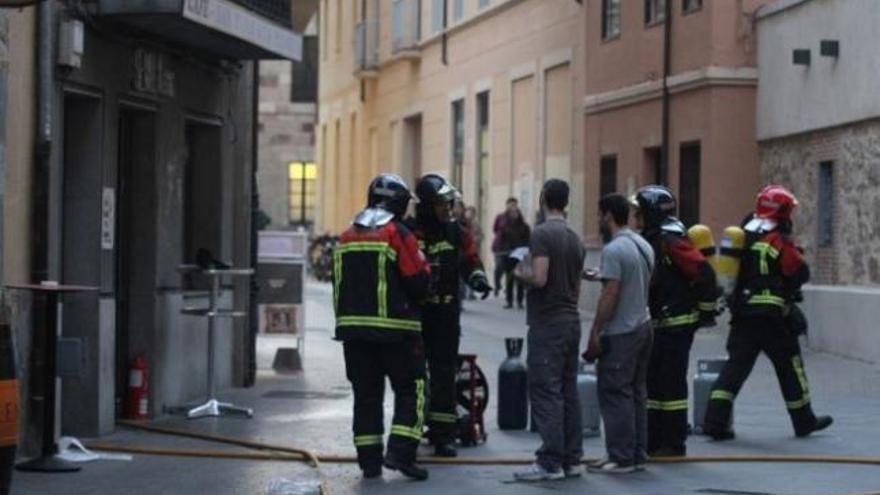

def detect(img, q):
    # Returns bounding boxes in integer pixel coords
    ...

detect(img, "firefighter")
[632,185,718,457]
[704,185,833,440]
[333,174,431,481]
[408,174,492,458]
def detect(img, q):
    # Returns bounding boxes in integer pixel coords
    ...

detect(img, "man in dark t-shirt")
[513,179,586,482]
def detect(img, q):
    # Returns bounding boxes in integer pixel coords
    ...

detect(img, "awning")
[97,0,302,61]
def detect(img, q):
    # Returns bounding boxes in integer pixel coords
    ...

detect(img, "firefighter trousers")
[647,326,695,454]
[422,303,461,445]
[705,317,818,435]
[343,338,427,471]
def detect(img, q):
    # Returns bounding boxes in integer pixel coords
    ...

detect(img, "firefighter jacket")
[647,226,718,329]
[333,219,431,342]
[407,218,486,306]
[733,229,809,320]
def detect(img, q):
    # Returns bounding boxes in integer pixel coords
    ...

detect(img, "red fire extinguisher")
[127,356,149,420]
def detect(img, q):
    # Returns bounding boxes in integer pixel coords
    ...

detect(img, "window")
[476,91,490,223]
[644,147,662,185]
[818,161,834,247]
[335,0,342,55]
[291,36,318,102]
[679,141,701,227]
[683,0,702,13]
[451,99,465,189]
[644,0,665,24]
[453,0,464,22]
[600,155,618,198]
[289,162,318,226]
[432,0,444,33]
[602,0,621,40]
[321,0,328,60]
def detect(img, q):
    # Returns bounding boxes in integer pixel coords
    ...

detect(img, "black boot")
[434,442,458,458]
[703,423,736,441]
[796,415,833,438]
[362,466,382,479]
[384,456,429,481]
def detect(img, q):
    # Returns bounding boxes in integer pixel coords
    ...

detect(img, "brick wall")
[760,119,880,286]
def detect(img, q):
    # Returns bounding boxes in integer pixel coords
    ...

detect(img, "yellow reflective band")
[655,312,700,328]
[335,241,398,261]
[786,396,812,410]
[333,249,343,312]
[426,241,456,255]
[336,316,421,331]
[427,295,456,304]
[792,355,811,399]
[428,412,458,423]
[698,301,718,311]
[646,400,689,411]
[711,390,735,402]
[752,242,779,276]
[748,293,786,307]
[377,252,388,318]
[415,379,426,431]
[353,434,383,447]
[390,424,422,441]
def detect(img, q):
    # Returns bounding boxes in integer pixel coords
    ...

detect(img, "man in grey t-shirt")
[584,194,655,474]
[513,179,586,482]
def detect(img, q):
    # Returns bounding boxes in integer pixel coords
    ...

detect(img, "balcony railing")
[354,20,380,75]
[392,0,421,55]
[233,0,292,27]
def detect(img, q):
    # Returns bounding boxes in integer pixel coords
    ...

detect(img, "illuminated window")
[289,162,318,226]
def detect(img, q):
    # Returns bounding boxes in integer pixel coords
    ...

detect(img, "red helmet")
[755,185,799,222]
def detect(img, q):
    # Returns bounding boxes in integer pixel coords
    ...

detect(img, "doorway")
[401,114,422,186]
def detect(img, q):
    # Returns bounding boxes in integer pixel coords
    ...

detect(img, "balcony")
[391,0,421,60]
[95,0,302,60]
[354,20,380,78]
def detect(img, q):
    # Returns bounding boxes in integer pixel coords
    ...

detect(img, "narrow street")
[11,281,880,495]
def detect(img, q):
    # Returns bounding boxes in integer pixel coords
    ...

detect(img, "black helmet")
[415,174,457,206]
[634,185,677,229]
[367,174,412,217]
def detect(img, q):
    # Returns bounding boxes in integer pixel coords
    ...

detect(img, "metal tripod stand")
[181,267,255,419]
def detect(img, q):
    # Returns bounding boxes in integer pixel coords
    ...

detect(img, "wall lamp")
[820,40,840,58]
[793,49,811,66]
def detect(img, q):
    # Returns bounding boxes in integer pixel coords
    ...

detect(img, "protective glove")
[469,272,492,300]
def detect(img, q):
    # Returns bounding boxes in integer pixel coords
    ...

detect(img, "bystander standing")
[492,198,518,297]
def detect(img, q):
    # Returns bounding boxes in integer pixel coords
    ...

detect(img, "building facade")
[2,0,302,453]
[756,0,880,364]
[317,0,587,259]
[583,0,770,245]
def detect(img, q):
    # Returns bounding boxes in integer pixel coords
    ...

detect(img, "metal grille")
[232,0,292,27]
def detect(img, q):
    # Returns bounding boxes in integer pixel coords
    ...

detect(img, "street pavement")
[11,281,880,495]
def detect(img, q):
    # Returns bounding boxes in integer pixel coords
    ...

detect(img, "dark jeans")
[493,253,507,295]
[504,257,525,307]
[527,321,583,470]
[597,322,653,465]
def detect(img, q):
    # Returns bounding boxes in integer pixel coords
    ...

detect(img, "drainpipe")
[441,0,448,65]
[31,0,54,284]
[0,12,8,289]
[246,61,259,388]
[660,0,672,186]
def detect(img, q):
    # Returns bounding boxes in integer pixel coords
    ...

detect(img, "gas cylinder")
[688,224,719,274]
[717,226,746,296]
[1,323,19,495]
[693,357,733,433]
[497,338,528,430]
[577,361,600,437]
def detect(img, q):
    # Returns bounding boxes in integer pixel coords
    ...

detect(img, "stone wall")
[760,119,880,286]
[257,60,316,229]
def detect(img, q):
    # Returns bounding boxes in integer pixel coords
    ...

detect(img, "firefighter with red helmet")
[408,174,491,458]
[704,185,833,440]
[633,185,718,457]
[333,174,431,481]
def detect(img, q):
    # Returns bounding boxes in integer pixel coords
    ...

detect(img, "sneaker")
[634,461,647,472]
[514,463,565,482]
[796,415,833,438]
[562,464,582,479]
[586,458,637,474]
[383,456,429,481]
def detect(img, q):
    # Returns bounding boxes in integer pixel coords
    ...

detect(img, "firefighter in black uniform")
[409,174,492,458]
[633,186,718,457]
[333,174,431,481]
[704,185,833,440]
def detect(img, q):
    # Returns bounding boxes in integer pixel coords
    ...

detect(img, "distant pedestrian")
[500,206,530,309]
[492,198,518,297]
[583,194,654,475]
[462,205,483,301]
[513,179,585,482]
